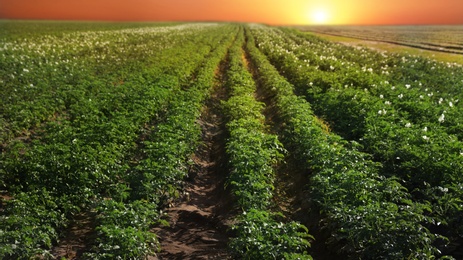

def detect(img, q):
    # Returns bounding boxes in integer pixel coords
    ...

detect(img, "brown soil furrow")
[51,211,97,259]
[151,53,233,260]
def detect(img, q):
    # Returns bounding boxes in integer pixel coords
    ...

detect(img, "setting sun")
[311,9,330,24]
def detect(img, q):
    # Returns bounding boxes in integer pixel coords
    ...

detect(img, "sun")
[311,9,329,24]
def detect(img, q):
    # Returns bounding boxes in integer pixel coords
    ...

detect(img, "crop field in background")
[297,25,463,54]
[1,21,463,259]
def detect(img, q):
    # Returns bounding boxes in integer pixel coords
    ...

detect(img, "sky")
[0,0,463,25]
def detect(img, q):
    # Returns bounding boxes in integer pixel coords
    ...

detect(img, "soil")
[151,56,234,260]
[51,211,97,259]
[0,192,13,209]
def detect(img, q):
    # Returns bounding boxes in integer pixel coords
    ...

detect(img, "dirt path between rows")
[50,211,96,259]
[151,56,233,260]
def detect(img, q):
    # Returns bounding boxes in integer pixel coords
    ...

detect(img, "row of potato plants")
[251,25,463,257]
[0,23,234,258]
[222,28,313,259]
[245,26,443,259]
[82,25,239,259]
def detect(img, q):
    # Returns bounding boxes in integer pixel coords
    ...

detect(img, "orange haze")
[0,0,462,25]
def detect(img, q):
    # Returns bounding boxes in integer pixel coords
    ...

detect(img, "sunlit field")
[300,25,463,54]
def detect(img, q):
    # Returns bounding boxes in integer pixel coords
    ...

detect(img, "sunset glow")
[0,0,462,25]
[311,9,330,24]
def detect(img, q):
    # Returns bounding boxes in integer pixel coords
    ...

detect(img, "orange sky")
[0,0,462,25]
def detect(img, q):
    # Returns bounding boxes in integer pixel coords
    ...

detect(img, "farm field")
[1,21,463,259]
[304,32,463,66]
[297,25,463,55]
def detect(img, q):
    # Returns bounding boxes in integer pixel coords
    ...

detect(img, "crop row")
[0,23,236,258]
[250,25,463,258]
[222,28,312,259]
[245,25,444,259]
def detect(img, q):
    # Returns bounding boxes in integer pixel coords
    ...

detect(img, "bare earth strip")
[151,56,233,260]
[51,211,97,259]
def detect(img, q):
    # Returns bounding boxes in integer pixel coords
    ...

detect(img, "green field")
[1,21,463,259]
